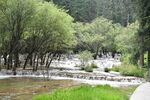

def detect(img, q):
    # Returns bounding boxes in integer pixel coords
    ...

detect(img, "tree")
[0,0,76,74]
[53,0,137,26]
[53,0,97,22]
[79,50,93,66]
[115,22,139,64]
[137,0,150,79]
[0,0,37,74]
[84,17,113,59]
[74,17,120,59]
[22,1,76,71]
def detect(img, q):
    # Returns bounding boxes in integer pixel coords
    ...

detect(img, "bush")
[104,68,110,72]
[120,54,132,64]
[33,85,129,100]
[79,63,97,72]
[80,66,85,70]
[90,63,98,68]
[144,53,148,68]
[84,66,93,72]
[111,65,147,78]
[120,66,146,78]
[110,67,120,72]
[79,50,93,66]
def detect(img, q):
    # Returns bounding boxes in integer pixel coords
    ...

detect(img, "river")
[0,77,82,100]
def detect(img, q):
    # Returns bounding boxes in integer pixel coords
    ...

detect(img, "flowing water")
[0,56,143,100]
[0,77,82,100]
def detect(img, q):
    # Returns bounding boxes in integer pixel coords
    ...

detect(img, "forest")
[0,0,149,77]
[0,0,150,100]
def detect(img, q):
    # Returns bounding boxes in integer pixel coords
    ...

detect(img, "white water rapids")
[0,55,145,87]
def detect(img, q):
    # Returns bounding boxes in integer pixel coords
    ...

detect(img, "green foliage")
[90,63,98,68]
[80,63,98,72]
[53,0,97,22]
[121,54,133,64]
[80,66,85,70]
[79,50,93,66]
[115,22,139,64]
[84,66,93,72]
[120,65,146,78]
[110,65,147,78]
[115,22,139,54]
[30,1,76,52]
[75,17,120,58]
[104,68,110,72]
[0,0,76,69]
[33,85,128,100]
[95,0,137,26]
[53,0,137,26]
[136,0,150,80]
[111,67,120,72]
[144,53,148,68]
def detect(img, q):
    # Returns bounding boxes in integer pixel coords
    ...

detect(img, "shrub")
[110,67,120,72]
[144,53,148,68]
[117,65,146,78]
[79,50,93,66]
[120,54,134,64]
[79,63,97,72]
[110,64,147,78]
[90,63,98,68]
[80,66,85,70]
[84,66,93,72]
[104,68,110,72]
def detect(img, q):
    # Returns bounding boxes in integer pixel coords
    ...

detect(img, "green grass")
[110,65,147,78]
[32,85,129,100]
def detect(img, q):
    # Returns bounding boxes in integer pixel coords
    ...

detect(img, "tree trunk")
[35,55,39,71]
[148,49,150,81]
[23,57,28,70]
[139,53,144,67]
[29,54,33,66]
[13,51,19,75]
[46,53,51,67]
[47,53,56,68]
[94,46,99,59]
[32,53,37,71]
[42,54,46,65]
[7,54,12,70]
[0,54,1,71]
[112,51,115,58]
[40,54,44,66]
[23,53,33,69]
[139,36,144,68]
[46,53,56,80]
[3,53,7,66]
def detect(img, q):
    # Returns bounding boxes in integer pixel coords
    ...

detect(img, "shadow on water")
[0,77,82,100]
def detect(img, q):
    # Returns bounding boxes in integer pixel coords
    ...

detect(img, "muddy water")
[0,77,82,100]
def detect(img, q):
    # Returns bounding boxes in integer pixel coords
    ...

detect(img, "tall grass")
[111,65,147,78]
[33,85,128,100]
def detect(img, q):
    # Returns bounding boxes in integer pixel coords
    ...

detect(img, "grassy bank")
[33,85,129,100]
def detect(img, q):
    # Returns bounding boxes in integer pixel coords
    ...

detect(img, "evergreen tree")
[137,0,150,79]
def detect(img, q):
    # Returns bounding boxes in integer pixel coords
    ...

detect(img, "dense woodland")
[0,0,150,79]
